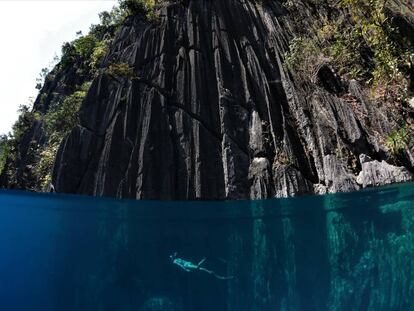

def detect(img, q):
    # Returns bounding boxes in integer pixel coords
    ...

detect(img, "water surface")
[0,184,413,310]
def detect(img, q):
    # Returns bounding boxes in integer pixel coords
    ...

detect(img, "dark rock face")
[0,0,411,199]
[51,0,414,200]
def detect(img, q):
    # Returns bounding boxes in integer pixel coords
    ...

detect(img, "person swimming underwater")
[170,253,234,280]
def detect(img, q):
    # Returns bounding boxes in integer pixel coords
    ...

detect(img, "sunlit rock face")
[52,0,414,200]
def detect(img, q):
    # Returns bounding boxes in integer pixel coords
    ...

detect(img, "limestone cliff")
[2,0,414,199]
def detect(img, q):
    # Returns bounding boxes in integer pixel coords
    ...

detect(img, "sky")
[0,0,117,135]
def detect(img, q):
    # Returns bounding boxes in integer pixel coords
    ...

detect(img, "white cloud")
[0,0,117,135]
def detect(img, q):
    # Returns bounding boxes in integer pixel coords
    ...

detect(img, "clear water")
[0,184,414,311]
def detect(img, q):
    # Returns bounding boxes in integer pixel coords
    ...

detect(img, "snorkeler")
[170,253,234,280]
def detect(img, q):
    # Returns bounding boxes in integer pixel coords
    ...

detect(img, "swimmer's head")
[169,252,177,260]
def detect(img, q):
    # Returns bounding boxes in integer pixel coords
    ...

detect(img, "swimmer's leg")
[198,267,234,280]
[177,265,191,272]
[198,267,214,275]
[212,273,234,280]
[197,258,206,267]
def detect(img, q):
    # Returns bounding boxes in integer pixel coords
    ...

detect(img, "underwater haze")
[0,184,414,311]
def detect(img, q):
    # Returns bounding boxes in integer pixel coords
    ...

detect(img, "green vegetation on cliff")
[284,0,412,87]
[283,0,413,161]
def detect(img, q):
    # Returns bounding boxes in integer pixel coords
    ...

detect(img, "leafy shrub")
[284,0,412,86]
[98,8,123,28]
[12,104,40,142]
[35,67,50,90]
[90,6,124,38]
[285,37,323,77]
[90,40,110,70]
[61,42,78,67]
[73,35,98,59]
[118,0,166,21]
[386,127,410,157]
[119,0,155,15]
[0,135,11,176]
[43,88,87,142]
[61,35,99,68]
[106,62,137,79]
[33,141,59,190]
[338,0,411,83]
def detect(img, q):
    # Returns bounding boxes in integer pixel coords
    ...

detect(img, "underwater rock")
[357,154,414,187]
[44,182,414,311]
[139,297,181,311]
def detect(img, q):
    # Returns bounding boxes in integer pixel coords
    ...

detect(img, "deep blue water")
[0,184,414,311]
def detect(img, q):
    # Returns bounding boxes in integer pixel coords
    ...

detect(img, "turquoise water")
[0,184,414,311]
